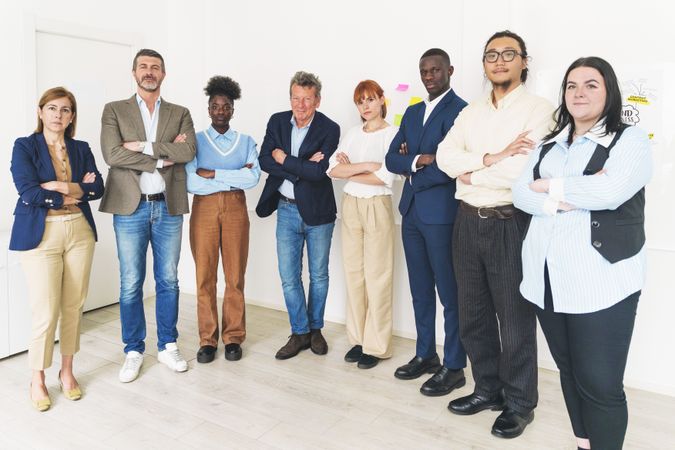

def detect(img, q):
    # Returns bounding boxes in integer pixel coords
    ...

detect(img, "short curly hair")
[204,76,242,101]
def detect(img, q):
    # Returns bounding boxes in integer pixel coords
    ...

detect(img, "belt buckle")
[477,207,489,219]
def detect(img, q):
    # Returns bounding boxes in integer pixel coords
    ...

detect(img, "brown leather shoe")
[310,329,328,355]
[275,333,311,360]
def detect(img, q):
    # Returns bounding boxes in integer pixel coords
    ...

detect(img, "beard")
[136,76,160,92]
[491,79,514,91]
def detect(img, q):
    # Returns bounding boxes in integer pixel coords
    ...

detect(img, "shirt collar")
[135,94,162,108]
[290,114,314,130]
[425,88,451,107]
[485,83,525,111]
[544,121,614,147]
[207,125,234,141]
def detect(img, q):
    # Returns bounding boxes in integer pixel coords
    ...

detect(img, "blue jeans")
[113,200,183,353]
[276,200,334,335]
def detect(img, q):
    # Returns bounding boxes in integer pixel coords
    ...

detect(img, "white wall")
[2,0,673,396]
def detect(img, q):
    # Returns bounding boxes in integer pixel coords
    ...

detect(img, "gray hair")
[289,71,322,97]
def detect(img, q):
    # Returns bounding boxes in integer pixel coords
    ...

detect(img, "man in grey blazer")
[100,48,196,383]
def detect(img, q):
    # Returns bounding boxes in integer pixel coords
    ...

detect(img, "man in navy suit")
[256,71,340,360]
[385,48,467,396]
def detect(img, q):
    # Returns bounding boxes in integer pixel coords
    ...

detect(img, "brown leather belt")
[140,193,165,202]
[460,201,517,220]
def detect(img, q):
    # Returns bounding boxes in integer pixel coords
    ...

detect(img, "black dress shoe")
[344,345,362,363]
[357,353,379,369]
[420,367,466,397]
[224,343,242,361]
[448,391,506,415]
[275,333,311,360]
[197,345,216,364]
[491,408,534,439]
[394,355,442,380]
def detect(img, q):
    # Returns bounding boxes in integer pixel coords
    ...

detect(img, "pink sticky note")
[396,83,409,92]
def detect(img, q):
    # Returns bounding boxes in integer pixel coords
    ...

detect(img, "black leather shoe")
[275,333,311,360]
[224,343,242,361]
[357,353,379,369]
[448,391,506,415]
[197,345,216,364]
[344,345,362,363]
[394,355,442,380]
[310,329,328,355]
[491,408,534,439]
[420,367,466,396]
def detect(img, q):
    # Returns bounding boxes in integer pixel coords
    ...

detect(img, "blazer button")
[592,240,602,248]
[591,220,600,228]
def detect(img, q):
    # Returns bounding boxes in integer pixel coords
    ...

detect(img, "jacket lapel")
[126,95,147,141]
[298,114,320,157]
[156,99,173,142]
[35,133,57,181]
[419,89,455,143]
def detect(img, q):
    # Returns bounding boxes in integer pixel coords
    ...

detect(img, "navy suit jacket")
[10,133,105,251]
[256,111,340,226]
[385,89,467,224]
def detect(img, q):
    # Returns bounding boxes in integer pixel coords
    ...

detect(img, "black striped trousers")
[452,205,538,414]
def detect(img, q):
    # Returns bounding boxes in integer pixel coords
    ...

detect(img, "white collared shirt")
[136,94,165,195]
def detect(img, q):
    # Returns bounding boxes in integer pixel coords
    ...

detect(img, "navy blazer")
[10,133,105,251]
[385,90,467,225]
[256,110,340,226]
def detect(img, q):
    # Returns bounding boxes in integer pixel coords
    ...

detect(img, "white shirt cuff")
[411,155,421,173]
[548,178,565,202]
[542,196,559,216]
[156,159,164,169]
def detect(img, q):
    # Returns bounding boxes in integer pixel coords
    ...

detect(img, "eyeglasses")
[483,50,522,63]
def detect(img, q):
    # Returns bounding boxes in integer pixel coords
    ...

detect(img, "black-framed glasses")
[483,50,522,63]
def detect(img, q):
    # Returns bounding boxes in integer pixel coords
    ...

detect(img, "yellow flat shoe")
[59,371,82,401]
[30,383,51,412]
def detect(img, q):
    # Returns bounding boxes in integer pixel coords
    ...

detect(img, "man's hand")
[309,151,324,162]
[244,163,253,169]
[415,154,435,168]
[123,141,144,152]
[82,172,96,184]
[529,178,550,193]
[163,160,175,167]
[399,142,408,155]
[197,168,215,179]
[336,152,351,165]
[458,172,472,185]
[484,130,535,167]
[173,133,187,143]
[272,148,287,164]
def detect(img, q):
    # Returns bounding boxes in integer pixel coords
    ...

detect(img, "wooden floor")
[1,294,673,450]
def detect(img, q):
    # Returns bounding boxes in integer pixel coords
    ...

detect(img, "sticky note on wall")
[409,96,423,106]
[394,114,403,126]
[396,83,409,92]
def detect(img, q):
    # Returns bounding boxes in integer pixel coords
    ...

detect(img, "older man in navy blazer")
[385,48,467,396]
[256,71,340,360]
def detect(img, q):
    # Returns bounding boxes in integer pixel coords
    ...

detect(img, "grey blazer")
[99,95,196,215]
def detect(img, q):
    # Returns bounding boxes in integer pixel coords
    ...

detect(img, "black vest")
[532,125,645,263]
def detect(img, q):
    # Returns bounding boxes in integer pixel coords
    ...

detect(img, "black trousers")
[536,266,639,450]
[452,207,538,414]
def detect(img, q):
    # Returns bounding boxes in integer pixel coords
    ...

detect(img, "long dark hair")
[544,56,624,143]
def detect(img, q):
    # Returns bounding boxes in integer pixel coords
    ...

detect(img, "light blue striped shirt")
[513,124,652,313]
[186,126,260,195]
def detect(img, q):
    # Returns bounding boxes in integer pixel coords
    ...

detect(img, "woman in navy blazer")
[10,87,103,411]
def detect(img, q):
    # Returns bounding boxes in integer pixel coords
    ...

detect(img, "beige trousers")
[20,214,95,370]
[341,194,395,358]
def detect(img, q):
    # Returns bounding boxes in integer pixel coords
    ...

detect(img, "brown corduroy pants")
[190,191,249,347]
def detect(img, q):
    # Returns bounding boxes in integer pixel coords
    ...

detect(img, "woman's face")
[564,66,607,128]
[39,97,73,136]
[356,93,384,121]
[208,95,234,130]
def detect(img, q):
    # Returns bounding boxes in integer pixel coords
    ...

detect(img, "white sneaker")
[157,342,188,372]
[119,351,144,383]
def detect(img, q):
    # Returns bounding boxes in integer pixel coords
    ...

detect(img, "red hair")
[353,80,387,119]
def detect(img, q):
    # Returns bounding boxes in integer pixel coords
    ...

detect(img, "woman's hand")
[529,178,550,193]
[336,152,351,165]
[62,195,80,206]
[82,172,96,184]
[41,181,68,194]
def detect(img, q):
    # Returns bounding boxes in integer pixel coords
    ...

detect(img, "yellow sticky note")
[385,98,391,107]
[409,96,423,106]
[394,114,403,126]
[626,95,649,105]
